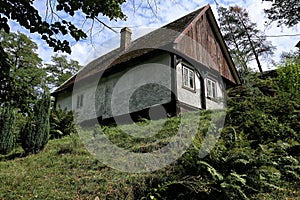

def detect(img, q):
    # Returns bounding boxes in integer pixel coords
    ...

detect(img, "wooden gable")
[174,5,240,85]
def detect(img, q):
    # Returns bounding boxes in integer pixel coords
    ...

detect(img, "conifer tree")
[0,106,15,155]
[218,6,275,73]
[20,93,51,154]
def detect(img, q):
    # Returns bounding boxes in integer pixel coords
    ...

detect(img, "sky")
[9,0,300,71]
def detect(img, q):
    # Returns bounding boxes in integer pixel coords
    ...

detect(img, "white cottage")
[52,4,241,125]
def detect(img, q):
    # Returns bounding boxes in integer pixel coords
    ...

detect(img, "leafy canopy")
[0,30,46,113]
[277,53,300,98]
[263,0,300,27]
[45,54,82,88]
[0,0,126,53]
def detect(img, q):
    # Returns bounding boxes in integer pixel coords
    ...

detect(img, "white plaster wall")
[56,92,72,110]
[56,52,172,122]
[110,55,172,118]
[176,63,202,109]
[204,76,225,110]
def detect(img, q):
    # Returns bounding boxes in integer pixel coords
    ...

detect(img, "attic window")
[207,78,217,99]
[77,94,84,109]
[182,65,195,90]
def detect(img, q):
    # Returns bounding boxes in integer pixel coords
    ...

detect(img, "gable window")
[77,94,84,108]
[182,65,195,90]
[207,79,217,99]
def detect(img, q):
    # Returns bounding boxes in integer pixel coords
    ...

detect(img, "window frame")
[206,78,217,100]
[76,94,84,109]
[182,64,196,92]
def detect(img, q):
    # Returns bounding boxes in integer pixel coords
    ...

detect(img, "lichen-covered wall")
[105,53,172,119]
[56,52,172,122]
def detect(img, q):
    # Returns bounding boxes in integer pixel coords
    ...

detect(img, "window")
[207,79,217,99]
[77,94,84,108]
[182,65,195,90]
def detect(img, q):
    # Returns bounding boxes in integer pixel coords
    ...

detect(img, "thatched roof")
[53,4,240,95]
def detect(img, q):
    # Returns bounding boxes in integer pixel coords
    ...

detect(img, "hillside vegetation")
[0,59,299,199]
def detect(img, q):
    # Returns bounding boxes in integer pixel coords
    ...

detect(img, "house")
[52,4,241,125]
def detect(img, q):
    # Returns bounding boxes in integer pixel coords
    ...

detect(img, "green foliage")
[0,0,126,53]
[0,30,46,114]
[263,0,300,27]
[20,93,51,154]
[0,106,15,155]
[45,54,82,88]
[50,107,77,139]
[277,56,300,98]
[139,64,299,199]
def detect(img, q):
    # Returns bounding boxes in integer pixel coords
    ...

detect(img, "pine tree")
[0,106,15,155]
[20,93,51,154]
[218,6,275,73]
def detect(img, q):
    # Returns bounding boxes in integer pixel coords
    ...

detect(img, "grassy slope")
[0,111,214,199]
[0,135,130,199]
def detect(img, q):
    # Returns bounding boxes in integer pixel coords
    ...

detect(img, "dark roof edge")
[296,41,300,48]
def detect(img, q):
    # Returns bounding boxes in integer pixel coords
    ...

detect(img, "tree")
[0,30,47,113]
[20,92,51,154]
[0,0,126,54]
[263,0,300,27]
[218,6,275,73]
[280,49,300,64]
[0,106,15,155]
[45,55,82,88]
[277,53,300,98]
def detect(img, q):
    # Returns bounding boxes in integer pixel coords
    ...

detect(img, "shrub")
[20,93,51,154]
[0,106,15,154]
[50,107,76,139]
[277,56,300,98]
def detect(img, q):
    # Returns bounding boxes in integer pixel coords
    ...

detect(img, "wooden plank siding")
[175,12,235,83]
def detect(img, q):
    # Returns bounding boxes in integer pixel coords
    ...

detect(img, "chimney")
[120,27,132,50]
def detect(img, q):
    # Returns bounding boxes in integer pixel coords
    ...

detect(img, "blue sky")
[8,0,300,70]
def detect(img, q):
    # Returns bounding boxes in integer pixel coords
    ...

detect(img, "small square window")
[77,94,84,108]
[207,79,217,99]
[182,65,195,90]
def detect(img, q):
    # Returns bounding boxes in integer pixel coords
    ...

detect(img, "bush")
[277,56,300,98]
[20,93,51,154]
[50,107,76,139]
[0,106,15,155]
